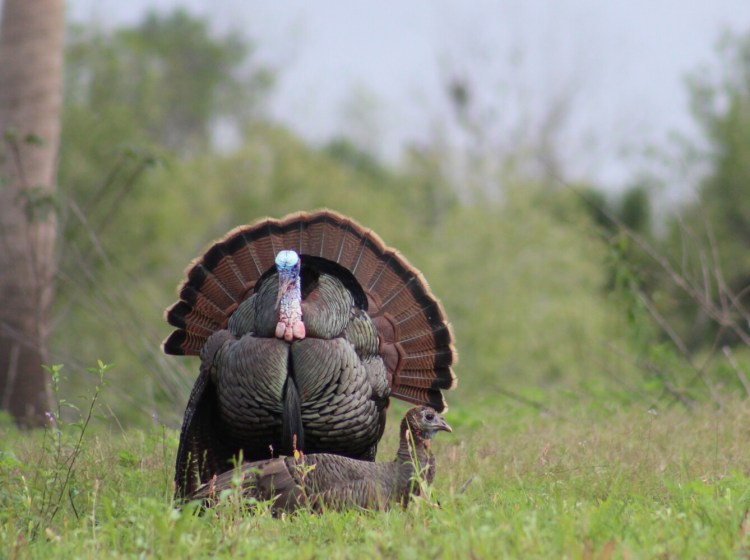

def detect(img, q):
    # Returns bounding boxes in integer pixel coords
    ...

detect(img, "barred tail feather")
[162,209,457,410]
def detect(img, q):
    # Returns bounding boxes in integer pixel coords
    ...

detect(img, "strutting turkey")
[191,406,452,512]
[164,210,457,499]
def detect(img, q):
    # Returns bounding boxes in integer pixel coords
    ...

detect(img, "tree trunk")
[0,0,64,426]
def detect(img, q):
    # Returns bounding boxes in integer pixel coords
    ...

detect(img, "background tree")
[0,0,65,426]
[646,30,750,351]
[63,9,271,156]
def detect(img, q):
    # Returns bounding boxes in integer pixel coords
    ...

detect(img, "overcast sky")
[67,1,750,192]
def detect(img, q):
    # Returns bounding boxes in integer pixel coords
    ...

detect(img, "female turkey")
[164,210,457,498]
[191,406,452,512]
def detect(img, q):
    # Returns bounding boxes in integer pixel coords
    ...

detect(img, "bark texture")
[0,0,64,426]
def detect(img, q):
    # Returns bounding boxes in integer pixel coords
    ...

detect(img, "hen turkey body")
[192,406,452,512]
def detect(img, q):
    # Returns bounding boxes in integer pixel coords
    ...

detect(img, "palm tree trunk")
[0,0,64,426]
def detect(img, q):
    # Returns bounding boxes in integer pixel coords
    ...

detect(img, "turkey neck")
[277,275,302,327]
[275,250,305,341]
[395,425,435,487]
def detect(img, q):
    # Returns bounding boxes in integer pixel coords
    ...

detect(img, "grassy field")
[2,388,750,559]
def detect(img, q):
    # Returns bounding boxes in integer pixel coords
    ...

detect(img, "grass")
[2,391,750,559]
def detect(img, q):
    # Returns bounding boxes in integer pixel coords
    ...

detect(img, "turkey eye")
[425,412,435,421]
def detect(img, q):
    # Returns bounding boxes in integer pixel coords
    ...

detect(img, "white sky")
[67,1,750,192]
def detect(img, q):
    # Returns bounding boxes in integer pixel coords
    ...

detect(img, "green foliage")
[64,9,270,154]
[574,30,750,392]
[619,186,652,233]
[0,362,111,544]
[324,138,391,183]
[424,186,635,399]
[579,184,653,237]
[688,31,750,238]
[645,29,750,350]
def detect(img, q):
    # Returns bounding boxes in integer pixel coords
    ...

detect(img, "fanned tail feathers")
[163,210,457,411]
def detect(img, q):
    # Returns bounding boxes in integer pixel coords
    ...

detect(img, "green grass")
[2,395,750,559]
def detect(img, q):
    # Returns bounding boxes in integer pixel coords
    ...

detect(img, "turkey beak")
[434,415,452,433]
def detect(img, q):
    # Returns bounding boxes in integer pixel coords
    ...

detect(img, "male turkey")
[191,406,452,512]
[164,210,457,498]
